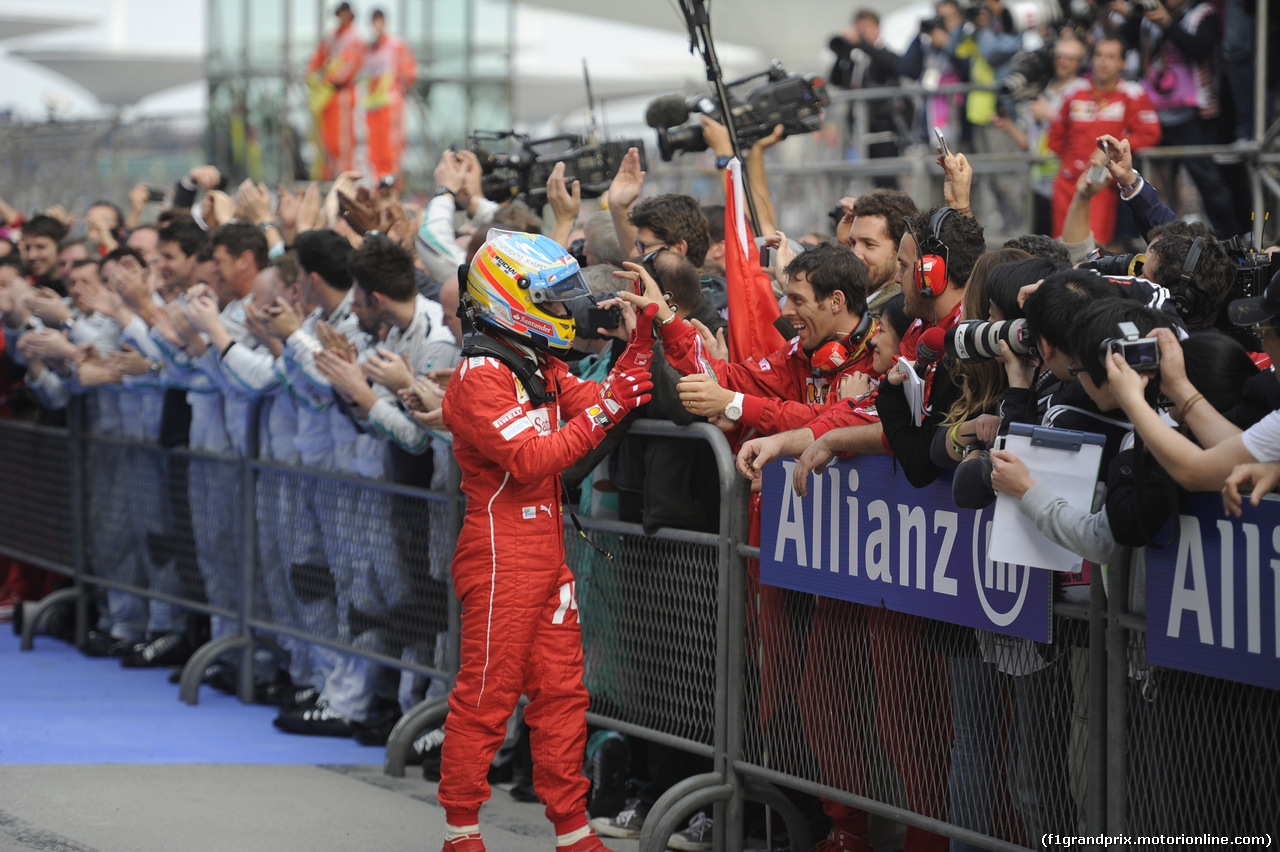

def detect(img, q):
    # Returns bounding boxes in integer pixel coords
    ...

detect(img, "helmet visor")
[528,269,590,304]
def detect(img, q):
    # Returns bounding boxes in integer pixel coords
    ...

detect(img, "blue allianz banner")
[760,455,1054,643]
[1146,493,1280,691]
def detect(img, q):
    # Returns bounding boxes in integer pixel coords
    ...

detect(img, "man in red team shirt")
[633,242,881,433]
[1048,37,1162,245]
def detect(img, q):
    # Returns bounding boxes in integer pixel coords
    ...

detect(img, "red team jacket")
[657,316,880,436]
[1048,78,1162,183]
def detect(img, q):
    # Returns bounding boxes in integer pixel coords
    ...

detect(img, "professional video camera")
[1221,235,1278,304]
[945,319,1036,363]
[644,62,829,162]
[466,131,646,207]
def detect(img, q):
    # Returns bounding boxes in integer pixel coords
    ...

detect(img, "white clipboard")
[895,356,927,426]
[988,423,1106,572]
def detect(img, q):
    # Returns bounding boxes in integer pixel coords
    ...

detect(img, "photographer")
[949,0,1028,239]
[995,308,1265,838]
[1140,220,1234,331]
[828,9,907,187]
[1113,274,1280,496]
[1119,0,1242,238]
[899,2,965,143]
[995,311,1254,550]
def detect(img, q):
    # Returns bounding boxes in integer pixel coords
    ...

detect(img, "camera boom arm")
[676,0,763,238]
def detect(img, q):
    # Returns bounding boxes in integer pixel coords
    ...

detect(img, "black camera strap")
[460,333,552,408]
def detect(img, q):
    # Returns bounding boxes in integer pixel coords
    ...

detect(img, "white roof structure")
[0,7,96,43]
[8,47,202,107]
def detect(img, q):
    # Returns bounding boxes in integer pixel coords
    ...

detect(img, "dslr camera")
[467,131,646,207]
[996,0,1096,101]
[1100,321,1159,371]
[1079,249,1147,279]
[945,319,1036,362]
[644,62,829,162]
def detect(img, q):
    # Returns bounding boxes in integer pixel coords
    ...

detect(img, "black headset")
[1171,235,1206,321]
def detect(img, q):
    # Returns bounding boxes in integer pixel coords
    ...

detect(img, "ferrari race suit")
[438,332,645,835]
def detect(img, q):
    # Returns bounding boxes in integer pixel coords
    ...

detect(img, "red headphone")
[908,207,956,299]
[811,310,876,376]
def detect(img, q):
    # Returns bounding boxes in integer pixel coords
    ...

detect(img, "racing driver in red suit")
[439,230,656,852]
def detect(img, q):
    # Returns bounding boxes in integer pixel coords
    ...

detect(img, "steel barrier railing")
[6,402,1280,851]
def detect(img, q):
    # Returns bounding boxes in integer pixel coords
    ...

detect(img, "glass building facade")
[206,0,512,188]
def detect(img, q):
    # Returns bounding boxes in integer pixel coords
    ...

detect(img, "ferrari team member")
[630,241,880,436]
[307,2,365,179]
[438,231,656,852]
[1047,36,1161,244]
[363,8,417,181]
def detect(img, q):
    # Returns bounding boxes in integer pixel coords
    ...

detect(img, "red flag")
[724,159,785,363]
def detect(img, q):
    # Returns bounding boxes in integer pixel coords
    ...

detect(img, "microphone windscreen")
[645,95,691,129]
[916,326,946,366]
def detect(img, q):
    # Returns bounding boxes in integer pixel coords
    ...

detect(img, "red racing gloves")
[611,302,659,374]
[568,366,653,446]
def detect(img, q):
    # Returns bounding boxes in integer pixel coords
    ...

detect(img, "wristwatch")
[434,186,457,198]
[1119,170,1144,200]
[715,155,733,170]
[724,391,745,422]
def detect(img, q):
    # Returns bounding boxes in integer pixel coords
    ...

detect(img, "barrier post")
[722,477,752,852]
[68,396,89,647]
[1086,558,1107,833]
[1105,548,1131,834]
[236,453,258,704]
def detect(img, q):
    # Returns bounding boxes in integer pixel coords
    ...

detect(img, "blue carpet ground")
[0,632,382,765]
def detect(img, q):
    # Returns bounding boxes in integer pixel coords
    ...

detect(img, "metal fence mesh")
[250,468,453,676]
[740,572,1092,850]
[1124,630,1280,842]
[574,524,719,747]
[15,411,1280,850]
[0,421,73,571]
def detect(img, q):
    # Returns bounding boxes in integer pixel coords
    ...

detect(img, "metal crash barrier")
[5,404,1279,851]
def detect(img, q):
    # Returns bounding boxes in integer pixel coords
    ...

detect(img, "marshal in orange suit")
[364,9,418,181]
[308,3,365,179]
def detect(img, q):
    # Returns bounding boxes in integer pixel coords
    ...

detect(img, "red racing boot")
[555,829,612,851]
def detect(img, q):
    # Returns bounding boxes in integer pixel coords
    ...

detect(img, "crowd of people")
[829,0,1274,244]
[0,1,1278,850]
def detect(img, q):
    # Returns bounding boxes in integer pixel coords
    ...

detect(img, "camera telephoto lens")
[945,319,1034,362]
